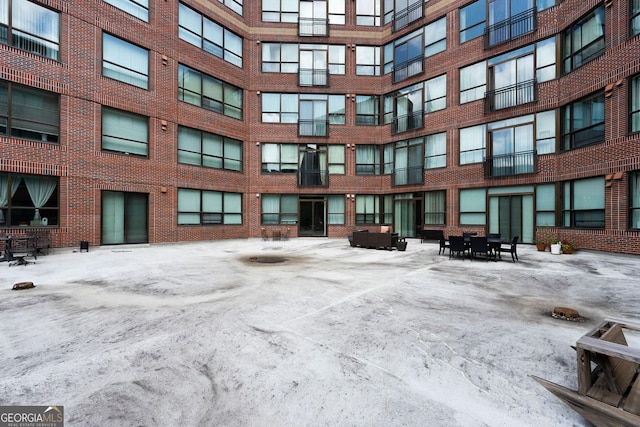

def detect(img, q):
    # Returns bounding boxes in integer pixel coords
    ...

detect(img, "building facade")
[1,0,640,254]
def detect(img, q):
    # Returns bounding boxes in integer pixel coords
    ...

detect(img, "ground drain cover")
[248,256,287,264]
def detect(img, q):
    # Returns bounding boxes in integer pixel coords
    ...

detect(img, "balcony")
[298,119,329,137]
[392,111,423,134]
[484,150,536,177]
[484,79,537,112]
[393,2,424,32]
[298,18,329,37]
[298,169,329,187]
[298,68,329,87]
[393,56,424,83]
[485,8,536,49]
[392,166,424,186]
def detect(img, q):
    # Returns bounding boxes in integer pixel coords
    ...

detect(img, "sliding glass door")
[102,191,148,244]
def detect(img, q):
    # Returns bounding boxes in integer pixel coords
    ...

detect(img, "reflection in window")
[563,177,604,228]
[460,61,486,104]
[631,74,640,133]
[102,33,149,89]
[460,0,486,43]
[460,124,486,165]
[563,6,605,73]
[178,126,242,171]
[178,64,243,120]
[424,16,447,57]
[0,0,59,59]
[356,46,381,76]
[561,92,604,150]
[424,132,446,169]
[104,0,149,21]
[356,95,380,125]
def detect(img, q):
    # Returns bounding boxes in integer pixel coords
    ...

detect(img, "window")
[178,126,242,171]
[561,91,604,150]
[262,0,299,23]
[486,0,535,47]
[261,194,298,224]
[262,43,345,77]
[356,145,381,174]
[389,83,424,133]
[102,107,148,156]
[262,43,298,73]
[487,115,534,176]
[178,64,242,120]
[536,110,556,154]
[487,45,535,111]
[356,46,381,76]
[631,74,640,133]
[394,138,423,185]
[178,188,242,225]
[383,144,394,174]
[327,195,345,224]
[356,195,383,224]
[460,61,486,104]
[536,183,555,226]
[1,80,59,142]
[387,29,423,82]
[261,93,344,128]
[425,74,446,112]
[424,132,446,169]
[356,95,379,125]
[633,0,640,37]
[104,0,149,21]
[261,144,298,173]
[536,37,557,83]
[563,6,605,73]
[460,0,486,43]
[424,16,446,58]
[631,171,640,229]
[563,177,605,228]
[424,190,445,225]
[459,124,486,165]
[459,188,486,225]
[219,0,242,15]
[356,0,381,26]
[179,3,243,67]
[102,33,149,89]
[0,0,59,60]
[0,173,59,227]
[393,0,423,31]
[328,145,345,174]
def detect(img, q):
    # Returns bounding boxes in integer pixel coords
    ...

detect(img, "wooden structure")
[533,318,640,427]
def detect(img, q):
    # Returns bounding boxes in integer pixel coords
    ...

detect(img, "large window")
[563,177,605,228]
[179,3,243,67]
[219,0,242,15]
[0,173,59,227]
[460,0,486,43]
[386,83,424,133]
[356,95,379,125]
[536,183,555,226]
[486,0,535,47]
[424,132,446,169]
[261,144,298,173]
[460,61,486,104]
[424,190,445,225]
[261,194,298,224]
[561,92,604,150]
[385,29,423,82]
[262,43,345,79]
[394,138,423,185]
[260,93,344,127]
[102,107,148,156]
[178,126,242,171]
[459,124,486,165]
[327,195,345,224]
[631,171,640,229]
[459,188,486,225]
[424,16,447,57]
[356,195,388,224]
[356,46,381,76]
[262,0,344,24]
[356,145,381,174]
[563,6,605,73]
[487,116,534,176]
[104,0,148,21]
[178,64,242,120]
[633,0,640,37]
[425,74,446,113]
[0,0,59,60]
[1,80,59,142]
[631,74,640,133]
[178,188,242,225]
[102,33,149,89]
[356,0,381,26]
[536,110,556,154]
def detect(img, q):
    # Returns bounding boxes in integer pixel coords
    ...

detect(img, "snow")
[1,238,638,426]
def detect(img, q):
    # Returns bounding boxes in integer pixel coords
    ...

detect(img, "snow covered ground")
[1,238,639,426]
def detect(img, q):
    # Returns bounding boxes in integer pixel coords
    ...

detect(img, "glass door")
[488,194,534,243]
[102,191,148,244]
[299,198,326,236]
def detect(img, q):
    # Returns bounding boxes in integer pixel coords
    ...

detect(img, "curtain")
[177,188,200,224]
[0,174,22,223]
[327,195,344,224]
[356,145,375,174]
[262,144,280,172]
[22,175,56,220]
[261,194,280,224]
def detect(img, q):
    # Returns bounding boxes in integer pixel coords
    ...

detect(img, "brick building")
[1,0,639,254]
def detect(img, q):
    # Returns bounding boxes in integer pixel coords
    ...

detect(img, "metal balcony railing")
[392,111,423,134]
[298,68,329,87]
[392,166,424,186]
[393,2,424,32]
[298,169,329,187]
[485,79,537,112]
[393,56,424,83]
[298,18,329,37]
[484,8,536,49]
[484,150,536,177]
[298,119,329,137]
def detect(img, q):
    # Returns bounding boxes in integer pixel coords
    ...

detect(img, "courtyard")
[1,237,639,426]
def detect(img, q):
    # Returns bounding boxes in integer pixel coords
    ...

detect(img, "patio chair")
[448,236,468,260]
[496,235,519,262]
[469,236,490,261]
[438,236,450,255]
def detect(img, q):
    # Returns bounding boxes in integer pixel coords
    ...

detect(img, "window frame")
[177,125,242,172]
[424,190,446,225]
[562,177,605,228]
[561,91,605,151]
[0,0,60,60]
[178,188,243,225]
[102,32,149,89]
[424,132,446,169]
[355,95,380,125]
[0,172,60,227]
[104,0,149,21]
[562,6,605,74]
[459,0,486,44]
[178,64,243,120]
[1,80,60,143]
[101,106,149,157]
